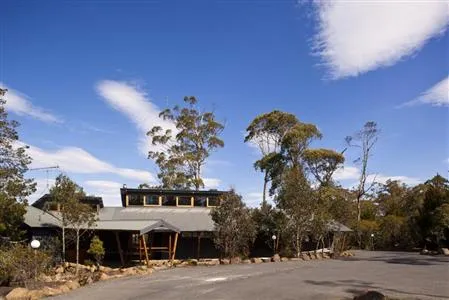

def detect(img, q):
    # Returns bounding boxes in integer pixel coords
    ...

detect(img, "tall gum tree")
[244,111,298,205]
[148,96,224,190]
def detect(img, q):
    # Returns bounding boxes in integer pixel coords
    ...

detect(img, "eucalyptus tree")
[148,96,224,190]
[346,121,380,223]
[0,89,36,242]
[50,174,85,261]
[244,111,298,204]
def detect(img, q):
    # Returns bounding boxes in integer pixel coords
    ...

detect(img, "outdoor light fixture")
[271,235,276,240]
[30,239,40,249]
[123,184,127,189]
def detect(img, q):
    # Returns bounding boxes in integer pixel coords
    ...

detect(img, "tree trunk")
[76,229,80,276]
[262,171,268,206]
[62,226,66,262]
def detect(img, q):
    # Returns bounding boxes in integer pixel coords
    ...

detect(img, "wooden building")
[25,188,227,265]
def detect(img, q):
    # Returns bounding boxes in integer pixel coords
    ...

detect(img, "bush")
[87,236,105,267]
[0,244,51,287]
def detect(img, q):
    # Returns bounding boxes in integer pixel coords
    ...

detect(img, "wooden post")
[169,234,172,260]
[139,236,142,263]
[197,233,201,260]
[141,235,150,266]
[171,232,179,262]
[115,232,125,267]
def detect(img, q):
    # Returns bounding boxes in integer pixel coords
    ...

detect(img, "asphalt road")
[53,251,449,300]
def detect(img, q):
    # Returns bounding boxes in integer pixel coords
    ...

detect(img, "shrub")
[0,244,51,287]
[87,235,105,267]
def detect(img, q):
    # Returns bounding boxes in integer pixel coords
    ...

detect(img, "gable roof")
[23,206,61,228]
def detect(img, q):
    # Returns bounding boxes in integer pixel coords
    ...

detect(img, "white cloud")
[312,1,449,78]
[0,84,62,123]
[96,80,177,156]
[84,180,123,206]
[243,191,274,208]
[28,178,56,204]
[401,76,449,107]
[366,174,421,186]
[333,166,360,181]
[333,165,421,186]
[22,142,155,183]
[203,178,222,189]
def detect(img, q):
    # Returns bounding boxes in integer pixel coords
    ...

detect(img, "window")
[162,195,176,206]
[145,195,160,206]
[207,197,220,207]
[127,193,143,206]
[194,196,207,207]
[177,196,192,206]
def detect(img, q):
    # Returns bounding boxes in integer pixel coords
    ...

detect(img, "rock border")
[5,251,342,299]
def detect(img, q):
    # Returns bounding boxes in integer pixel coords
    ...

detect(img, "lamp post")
[30,239,41,280]
[271,234,277,255]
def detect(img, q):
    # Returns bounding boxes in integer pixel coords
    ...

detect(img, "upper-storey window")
[162,195,176,206]
[127,193,143,206]
[207,196,220,207]
[177,196,193,206]
[145,194,160,206]
[194,196,207,207]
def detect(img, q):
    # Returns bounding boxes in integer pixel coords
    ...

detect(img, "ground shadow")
[337,255,449,266]
[304,279,449,299]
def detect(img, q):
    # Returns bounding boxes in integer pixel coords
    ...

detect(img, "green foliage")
[0,244,51,287]
[211,190,256,258]
[87,235,105,266]
[303,148,345,186]
[276,167,315,256]
[0,92,36,241]
[148,96,224,190]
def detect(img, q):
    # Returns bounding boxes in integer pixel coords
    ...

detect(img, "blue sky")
[2,0,448,206]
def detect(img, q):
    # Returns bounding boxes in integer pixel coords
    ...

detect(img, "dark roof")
[23,206,61,228]
[99,206,215,232]
[120,188,227,207]
[32,194,104,210]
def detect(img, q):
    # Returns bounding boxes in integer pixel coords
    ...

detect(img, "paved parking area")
[53,251,449,300]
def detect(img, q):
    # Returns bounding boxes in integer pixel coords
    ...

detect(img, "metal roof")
[98,206,215,232]
[94,219,180,234]
[23,206,61,228]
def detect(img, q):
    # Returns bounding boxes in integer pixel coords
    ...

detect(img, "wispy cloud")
[96,80,177,156]
[400,76,449,107]
[311,1,449,79]
[21,141,155,183]
[0,84,63,123]
[203,178,222,189]
[333,165,360,181]
[333,165,421,186]
[84,180,123,206]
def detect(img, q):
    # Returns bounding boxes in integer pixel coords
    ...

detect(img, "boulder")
[353,291,386,300]
[38,274,53,282]
[6,288,30,300]
[271,254,281,262]
[300,254,310,261]
[242,259,251,264]
[99,266,113,273]
[250,257,262,264]
[99,272,110,281]
[441,248,449,256]
[230,257,241,264]
[280,257,289,262]
[220,258,230,265]
[120,267,138,276]
[40,286,62,297]
[55,266,64,274]
[261,257,271,263]
[65,280,80,290]
[27,289,46,300]
[315,253,323,260]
